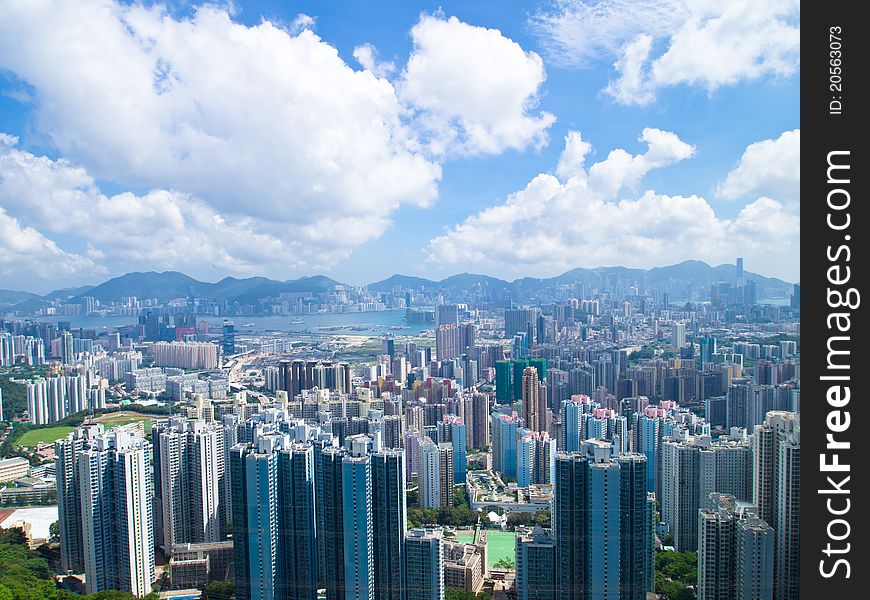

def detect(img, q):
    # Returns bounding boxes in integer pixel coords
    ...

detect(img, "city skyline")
[0,257,794,298]
[0,0,800,291]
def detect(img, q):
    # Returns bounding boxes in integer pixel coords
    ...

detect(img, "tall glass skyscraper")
[372,449,407,600]
[554,442,653,600]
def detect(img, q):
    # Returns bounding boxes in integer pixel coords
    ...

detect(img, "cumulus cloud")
[0,135,357,280]
[353,43,396,78]
[0,206,96,281]
[0,2,441,225]
[399,14,555,156]
[427,130,799,281]
[534,0,799,105]
[716,129,800,206]
[0,2,559,285]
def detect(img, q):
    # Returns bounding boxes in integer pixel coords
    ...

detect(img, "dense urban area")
[0,260,800,600]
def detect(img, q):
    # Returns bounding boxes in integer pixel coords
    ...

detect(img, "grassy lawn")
[455,529,516,570]
[14,426,75,447]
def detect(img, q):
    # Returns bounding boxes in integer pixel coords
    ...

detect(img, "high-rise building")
[491,412,520,479]
[517,430,555,488]
[319,446,347,600]
[78,427,156,597]
[505,308,537,340]
[697,494,774,600]
[343,446,374,600]
[437,443,455,507]
[751,412,800,600]
[61,331,74,364]
[444,415,467,484]
[661,438,701,552]
[671,322,686,349]
[435,325,460,361]
[435,305,459,329]
[154,419,225,553]
[420,440,441,509]
[372,449,407,600]
[495,360,513,403]
[521,367,548,433]
[554,452,588,600]
[512,359,529,402]
[55,424,105,573]
[230,435,319,600]
[405,529,444,600]
[516,526,556,600]
[471,393,491,450]
[554,443,652,600]
[222,321,235,355]
[281,443,319,600]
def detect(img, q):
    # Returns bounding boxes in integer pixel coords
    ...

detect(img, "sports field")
[94,412,153,432]
[13,425,75,447]
[455,528,516,569]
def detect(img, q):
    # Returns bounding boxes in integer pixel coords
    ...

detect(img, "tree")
[446,588,491,600]
[494,557,515,570]
[534,511,551,528]
[49,521,60,544]
[506,512,535,528]
[201,579,235,600]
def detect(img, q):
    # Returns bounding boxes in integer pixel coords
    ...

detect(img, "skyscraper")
[752,412,800,600]
[437,443,455,507]
[491,412,520,479]
[343,445,374,600]
[521,366,548,433]
[435,304,459,328]
[517,430,555,487]
[155,419,225,553]
[554,452,588,600]
[372,449,407,600]
[505,308,537,340]
[420,440,441,509]
[554,444,652,600]
[516,526,556,600]
[78,427,155,597]
[222,320,235,355]
[435,325,460,361]
[230,434,319,600]
[495,360,513,404]
[320,446,347,600]
[55,424,104,573]
[661,438,701,552]
[405,529,444,600]
[280,443,318,600]
[697,494,774,600]
[444,415,467,484]
[671,322,686,349]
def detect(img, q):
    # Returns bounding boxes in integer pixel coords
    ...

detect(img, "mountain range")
[0,260,794,313]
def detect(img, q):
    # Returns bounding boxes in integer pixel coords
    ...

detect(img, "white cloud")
[399,14,556,156]
[0,135,365,280]
[353,43,396,78]
[0,2,559,283]
[535,0,800,105]
[0,206,96,281]
[427,130,799,281]
[586,127,695,196]
[0,1,441,235]
[716,129,800,206]
[289,13,316,35]
[531,0,690,65]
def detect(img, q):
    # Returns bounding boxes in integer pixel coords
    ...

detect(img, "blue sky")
[0,0,799,293]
